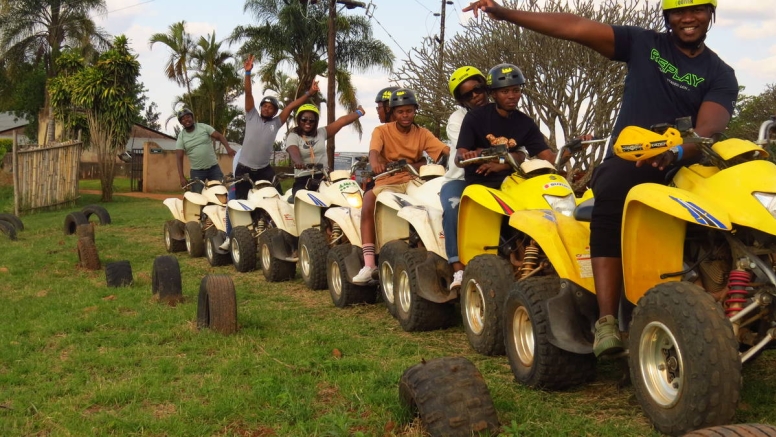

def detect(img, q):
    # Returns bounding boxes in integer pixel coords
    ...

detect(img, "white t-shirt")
[284,127,327,178]
[443,107,466,181]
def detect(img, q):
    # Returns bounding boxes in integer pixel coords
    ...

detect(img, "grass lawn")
[0,190,774,436]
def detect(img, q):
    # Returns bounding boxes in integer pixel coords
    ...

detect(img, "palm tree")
[189,32,237,129]
[149,21,195,98]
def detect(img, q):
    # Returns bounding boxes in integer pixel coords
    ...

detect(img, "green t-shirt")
[176,123,218,170]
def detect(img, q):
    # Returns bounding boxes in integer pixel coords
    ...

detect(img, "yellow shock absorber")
[519,241,539,279]
[330,222,342,244]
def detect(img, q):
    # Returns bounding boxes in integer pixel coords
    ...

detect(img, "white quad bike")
[163,178,230,258]
[226,173,297,278]
[294,164,364,290]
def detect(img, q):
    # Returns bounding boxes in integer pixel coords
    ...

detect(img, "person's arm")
[176,149,187,188]
[368,128,387,175]
[279,81,320,124]
[211,130,236,157]
[244,55,255,113]
[464,0,615,58]
[454,113,484,167]
[324,105,365,137]
[284,133,306,169]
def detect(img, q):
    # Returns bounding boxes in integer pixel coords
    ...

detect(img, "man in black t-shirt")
[465,0,737,357]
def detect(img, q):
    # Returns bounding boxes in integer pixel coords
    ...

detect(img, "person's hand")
[463,0,507,20]
[226,148,236,158]
[307,81,320,96]
[371,157,386,175]
[293,161,306,170]
[244,54,254,73]
[475,161,507,176]
[457,149,480,166]
[635,150,676,171]
[355,104,365,116]
[179,176,188,189]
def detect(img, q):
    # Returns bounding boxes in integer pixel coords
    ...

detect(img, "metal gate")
[130,148,144,192]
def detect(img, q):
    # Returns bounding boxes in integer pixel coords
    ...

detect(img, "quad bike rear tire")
[164,220,186,253]
[0,220,18,241]
[326,244,377,308]
[152,255,182,302]
[378,240,410,318]
[504,277,596,389]
[683,424,776,436]
[398,356,500,437]
[460,254,512,356]
[298,228,329,290]
[0,213,23,231]
[259,228,296,282]
[81,204,111,225]
[77,236,100,270]
[629,282,741,437]
[184,221,205,258]
[230,226,256,273]
[394,248,456,332]
[197,275,237,334]
[64,211,89,235]
[206,233,231,267]
[105,260,133,287]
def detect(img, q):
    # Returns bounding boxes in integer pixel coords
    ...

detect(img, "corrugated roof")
[0,112,30,134]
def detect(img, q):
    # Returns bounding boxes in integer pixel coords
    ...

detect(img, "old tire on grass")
[326,244,376,308]
[76,223,95,242]
[152,255,182,302]
[81,204,111,225]
[298,228,329,290]
[259,228,296,282]
[77,236,100,270]
[504,277,596,390]
[682,424,776,436]
[378,240,409,318]
[460,254,513,356]
[0,220,18,241]
[394,248,455,332]
[206,233,231,267]
[629,282,741,436]
[164,220,186,253]
[196,275,237,334]
[105,260,133,287]
[399,356,500,437]
[230,226,256,273]
[0,213,24,231]
[64,211,89,235]
[184,221,205,258]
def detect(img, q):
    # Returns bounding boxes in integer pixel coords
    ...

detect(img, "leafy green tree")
[188,32,241,133]
[49,35,141,201]
[142,101,162,131]
[149,21,195,101]
[726,84,776,143]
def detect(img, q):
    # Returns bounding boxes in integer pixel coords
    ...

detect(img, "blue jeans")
[440,179,467,264]
[190,164,224,194]
[226,184,236,236]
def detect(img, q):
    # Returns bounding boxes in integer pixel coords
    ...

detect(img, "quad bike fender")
[542,279,597,354]
[396,206,446,258]
[266,228,298,261]
[182,193,207,222]
[622,183,731,304]
[412,250,455,303]
[325,207,362,247]
[294,193,326,232]
[227,199,255,228]
[202,204,227,232]
[342,244,367,284]
[508,210,595,291]
[458,186,519,264]
[254,199,298,237]
[375,197,411,249]
[163,198,184,222]
[500,174,574,210]
[184,191,208,206]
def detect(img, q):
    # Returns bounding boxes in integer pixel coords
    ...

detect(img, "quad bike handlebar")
[372,159,421,181]
[456,145,518,168]
[554,138,608,170]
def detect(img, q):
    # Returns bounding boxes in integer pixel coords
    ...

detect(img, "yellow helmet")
[295,103,319,123]
[448,66,485,98]
[661,0,716,10]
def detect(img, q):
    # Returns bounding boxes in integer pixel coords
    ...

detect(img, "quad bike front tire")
[259,228,296,282]
[683,424,776,436]
[184,221,205,258]
[230,226,256,273]
[197,275,237,334]
[105,260,133,287]
[629,282,741,437]
[164,220,186,253]
[326,244,377,308]
[81,204,111,225]
[378,240,409,318]
[64,211,89,235]
[77,236,100,270]
[0,213,24,232]
[206,233,231,267]
[399,356,500,437]
[298,228,329,290]
[152,255,182,302]
[394,248,455,332]
[460,254,513,356]
[504,277,596,390]
[0,220,18,241]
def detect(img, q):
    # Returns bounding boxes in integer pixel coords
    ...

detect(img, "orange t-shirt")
[369,123,450,186]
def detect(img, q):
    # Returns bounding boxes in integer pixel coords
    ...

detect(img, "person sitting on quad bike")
[285,103,366,196]
[352,88,451,284]
[447,62,556,289]
[375,86,399,124]
[464,0,738,357]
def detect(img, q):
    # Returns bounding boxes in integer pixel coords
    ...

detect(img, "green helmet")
[375,86,399,103]
[448,66,485,98]
[486,63,526,90]
[389,88,418,108]
[295,103,320,122]
[176,108,194,123]
[662,0,716,10]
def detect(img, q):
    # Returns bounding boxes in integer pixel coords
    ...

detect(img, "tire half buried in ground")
[197,275,237,334]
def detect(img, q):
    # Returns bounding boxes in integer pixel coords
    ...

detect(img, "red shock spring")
[725,269,752,317]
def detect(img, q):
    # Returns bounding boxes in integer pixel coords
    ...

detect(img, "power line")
[98,0,157,17]
[412,0,434,14]
[365,4,411,59]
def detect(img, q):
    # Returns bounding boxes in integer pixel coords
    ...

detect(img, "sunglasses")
[459,85,487,102]
[299,117,317,123]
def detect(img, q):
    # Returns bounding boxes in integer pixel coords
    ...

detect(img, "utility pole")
[433,1,453,137]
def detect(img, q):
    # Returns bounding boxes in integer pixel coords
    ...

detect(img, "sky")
[94,0,776,152]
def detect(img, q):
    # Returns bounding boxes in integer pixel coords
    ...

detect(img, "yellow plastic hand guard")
[613,126,682,161]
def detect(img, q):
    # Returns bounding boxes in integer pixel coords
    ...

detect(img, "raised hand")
[244,54,255,73]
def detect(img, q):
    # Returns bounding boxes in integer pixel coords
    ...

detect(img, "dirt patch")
[80,189,180,201]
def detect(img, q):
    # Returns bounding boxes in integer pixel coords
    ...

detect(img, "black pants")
[291,173,325,197]
[234,163,280,200]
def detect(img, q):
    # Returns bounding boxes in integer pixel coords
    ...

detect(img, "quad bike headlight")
[342,190,363,208]
[543,194,576,217]
[753,192,776,218]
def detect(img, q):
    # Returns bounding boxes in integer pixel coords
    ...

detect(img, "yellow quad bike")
[457,140,603,356]
[503,117,776,435]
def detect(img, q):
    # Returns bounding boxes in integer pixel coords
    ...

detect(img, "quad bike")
[163,178,230,258]
[294,164,363,290]
[502,117,776,436]
[456,140,603,356]
[226,172,296,277]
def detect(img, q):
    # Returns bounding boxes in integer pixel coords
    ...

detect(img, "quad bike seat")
[574,198,594,222]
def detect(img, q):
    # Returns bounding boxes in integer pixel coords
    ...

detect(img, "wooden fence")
[14,140,82,214]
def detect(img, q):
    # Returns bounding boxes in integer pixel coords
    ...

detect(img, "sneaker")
[593,315,624,357]
[450,270,464,291]
[352,266,376,284]
[218,236,231,251]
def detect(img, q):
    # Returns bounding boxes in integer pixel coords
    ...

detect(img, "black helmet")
[375,86,399,103]
[259,96,280,110]
[389,88,418,108]
[176,107,194,123]
[486,64,526,90]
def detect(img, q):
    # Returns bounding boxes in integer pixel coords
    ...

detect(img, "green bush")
[0,138,12,166]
